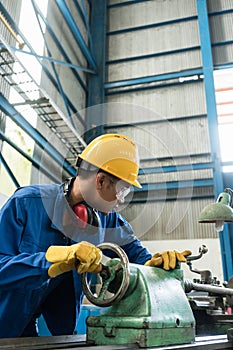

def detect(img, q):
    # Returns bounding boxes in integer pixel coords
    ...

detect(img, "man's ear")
[96,172,105,190]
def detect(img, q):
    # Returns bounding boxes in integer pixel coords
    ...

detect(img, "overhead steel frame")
[53,0,108,143]
[0,130,61,183]
[0,0,108,187]
[55,0,97,72]
[0,93,76,178]
[0,0,100,187]
[0,2,86,128]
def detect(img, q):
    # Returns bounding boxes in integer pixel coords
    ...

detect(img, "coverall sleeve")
[121,239,152,265]
[103,211,152,264]
[0,196,51,289]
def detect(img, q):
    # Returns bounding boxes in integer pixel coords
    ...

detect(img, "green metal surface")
[199,192,233,223]
[87,264,195,348]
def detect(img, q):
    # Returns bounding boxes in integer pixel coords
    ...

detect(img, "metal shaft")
[184,279,233,296]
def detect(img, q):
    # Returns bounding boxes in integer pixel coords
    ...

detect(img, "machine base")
[87,325,195,348]
[0,334,232,350]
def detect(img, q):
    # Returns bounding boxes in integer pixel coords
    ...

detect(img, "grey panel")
[208,0,233,12]
[213,44,233,66]
[107,50,202,81]
[106,81,207,121]
[108,20,200,61]
[209,13,233,43]
[109,0,197,31]
[120,198,217,240]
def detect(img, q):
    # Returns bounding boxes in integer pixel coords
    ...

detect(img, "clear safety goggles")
[115,182,131,201]
[107,174,131,201]
[116,186,131,201]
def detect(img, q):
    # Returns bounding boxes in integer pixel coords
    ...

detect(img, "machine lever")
[186,245,208,261]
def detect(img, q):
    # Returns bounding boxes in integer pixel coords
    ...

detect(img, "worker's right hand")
[45,241,102,278]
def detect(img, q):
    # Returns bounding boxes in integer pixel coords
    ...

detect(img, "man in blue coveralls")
[0,133,191,337]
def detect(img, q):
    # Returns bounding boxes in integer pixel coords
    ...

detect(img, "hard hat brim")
[132,179,142,188]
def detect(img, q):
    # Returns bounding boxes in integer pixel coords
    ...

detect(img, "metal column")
[86,0,107,142]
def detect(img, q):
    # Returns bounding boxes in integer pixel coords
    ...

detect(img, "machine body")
[82,243,195,348]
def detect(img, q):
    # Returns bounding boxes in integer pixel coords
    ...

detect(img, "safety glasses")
[108,175,131,201]
[115,185,131,201]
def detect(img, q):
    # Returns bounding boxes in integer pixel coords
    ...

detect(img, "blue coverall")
[0,182,152,338]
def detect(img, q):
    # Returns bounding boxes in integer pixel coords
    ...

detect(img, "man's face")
[79,172,131,214]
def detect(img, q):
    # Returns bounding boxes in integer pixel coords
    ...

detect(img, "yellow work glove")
[45,241,102,278]
[144,250,192,270]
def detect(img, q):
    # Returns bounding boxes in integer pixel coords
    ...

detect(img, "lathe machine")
[1,243,233,350]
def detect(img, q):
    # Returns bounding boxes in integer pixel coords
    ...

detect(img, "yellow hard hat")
[78,133,141,188]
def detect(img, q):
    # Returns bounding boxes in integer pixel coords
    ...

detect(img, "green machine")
[81,243,195,348]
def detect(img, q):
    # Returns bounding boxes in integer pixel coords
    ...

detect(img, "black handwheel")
[81,242,130,307]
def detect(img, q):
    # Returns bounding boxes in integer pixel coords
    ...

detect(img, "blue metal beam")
[73,0,87,25]
[0,152,20,188]
[138,161,214,175]
[215,62,233,71]
[73,0,95,58]
[55,0,97,71]
[106,77,203,95]
[108,15,197,35]
[31,0,90,91]
[107,40,233,65]
[105,68,203,90]
[31,1,72,121]
[0,130,61,183]
[197,0,233,280]
[108,0,151,8]
[135,178,213,192]
[86,0,107,140]
[105,113,206,128]
[0,44,94,74]
[0,2,85,127]
[128,194,214,204]
[0,93,76,177]
[107,46,200,64]
[140,152,211,163]
[197,0,223,195]
[107,7,233,35]
[209,8,233,16]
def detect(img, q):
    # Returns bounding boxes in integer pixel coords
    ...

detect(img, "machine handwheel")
[81,242,130,307]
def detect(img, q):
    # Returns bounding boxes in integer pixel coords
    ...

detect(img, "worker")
[0,133,191,338]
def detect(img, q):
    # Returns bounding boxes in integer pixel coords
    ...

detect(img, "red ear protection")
[63,178,100,233]
[72,201,100,232]
[73,204,88,229]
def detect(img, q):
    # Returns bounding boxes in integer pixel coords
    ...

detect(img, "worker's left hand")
[144,250,192,270]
